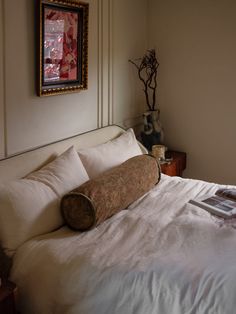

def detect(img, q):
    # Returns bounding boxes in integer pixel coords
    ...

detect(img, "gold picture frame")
[36,0,89,96]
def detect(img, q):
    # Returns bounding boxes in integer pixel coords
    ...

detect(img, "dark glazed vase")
[141,110,164,151]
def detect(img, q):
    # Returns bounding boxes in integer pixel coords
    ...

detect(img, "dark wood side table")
[0,280,18,314]
[160,151,187,177]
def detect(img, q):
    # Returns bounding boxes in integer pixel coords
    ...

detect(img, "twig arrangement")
[129,49,159,111]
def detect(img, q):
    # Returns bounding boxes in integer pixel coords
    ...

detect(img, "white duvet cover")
[11,175,236,314]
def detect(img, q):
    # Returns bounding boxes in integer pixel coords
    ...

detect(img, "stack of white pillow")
[0,129,144,257]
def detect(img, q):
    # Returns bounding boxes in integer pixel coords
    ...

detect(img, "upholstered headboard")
[0,125,147,183]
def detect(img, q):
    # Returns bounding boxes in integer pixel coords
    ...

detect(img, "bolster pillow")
[61,154,160,231]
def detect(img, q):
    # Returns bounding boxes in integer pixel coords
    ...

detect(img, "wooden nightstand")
[160,151,186,177]
[0,280,18,314]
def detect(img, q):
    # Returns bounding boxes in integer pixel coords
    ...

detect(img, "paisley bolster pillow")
[61,154,161,231]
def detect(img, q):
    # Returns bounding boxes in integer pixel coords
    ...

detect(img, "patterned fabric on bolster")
[61,154,161,231]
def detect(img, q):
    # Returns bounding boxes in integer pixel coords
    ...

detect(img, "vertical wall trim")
[0,0,6,159]
[108,0,113,125]
[97,0,103,128]
[101,0,108,127]
[97,0,113,128]
[3,0,7,157]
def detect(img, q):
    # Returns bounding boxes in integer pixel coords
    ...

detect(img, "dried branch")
[129,49,159,111]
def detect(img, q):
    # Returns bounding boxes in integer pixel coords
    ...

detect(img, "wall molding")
[97,0,113,128]
[108,0,113,125]
[0,0,6,159]
[97,0,102,128]
[1,0,114,159]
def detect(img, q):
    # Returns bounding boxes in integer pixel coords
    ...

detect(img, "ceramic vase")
[141,110,164,151]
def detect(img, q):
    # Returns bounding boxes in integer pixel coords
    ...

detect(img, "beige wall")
[148,0,236,184]
[112,0,148,128]
[2,0,99,156]
[0,0,147,158]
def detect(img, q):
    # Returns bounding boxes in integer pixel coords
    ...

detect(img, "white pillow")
[0,180,59,256]
[78,128,143,178]
[27,146,89,196]
[0,146,89,256]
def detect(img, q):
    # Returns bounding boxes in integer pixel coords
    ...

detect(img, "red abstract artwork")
[44,8,78,82]
[37,0,88,96]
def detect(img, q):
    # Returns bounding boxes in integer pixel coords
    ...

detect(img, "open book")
[189,188,236,218]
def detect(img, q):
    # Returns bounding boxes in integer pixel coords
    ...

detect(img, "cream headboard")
[0,125,147,183]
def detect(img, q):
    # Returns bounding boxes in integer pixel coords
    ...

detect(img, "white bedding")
[11,175,236,314]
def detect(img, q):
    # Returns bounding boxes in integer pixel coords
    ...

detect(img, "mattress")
[11,175,236,314]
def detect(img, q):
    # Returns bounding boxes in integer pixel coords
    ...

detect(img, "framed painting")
[36,0,89,96]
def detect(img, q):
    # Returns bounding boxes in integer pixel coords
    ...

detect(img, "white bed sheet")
[11,175,236,314]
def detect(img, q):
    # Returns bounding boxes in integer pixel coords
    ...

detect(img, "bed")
[1,125,236,314]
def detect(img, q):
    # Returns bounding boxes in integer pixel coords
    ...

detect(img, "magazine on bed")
[189,188,236,218]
